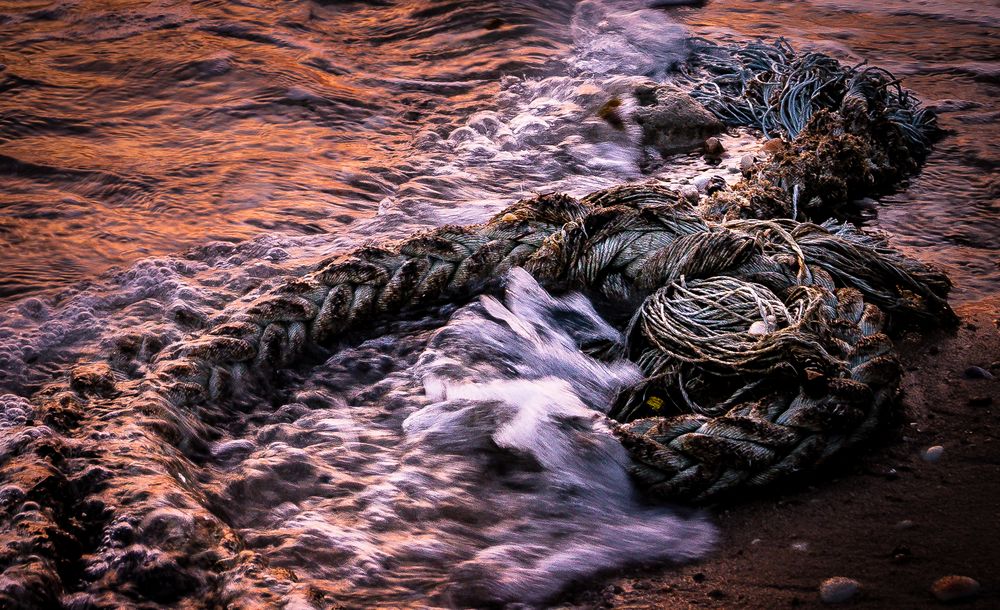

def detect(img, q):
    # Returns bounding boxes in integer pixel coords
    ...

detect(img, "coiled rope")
[99,182,948,505]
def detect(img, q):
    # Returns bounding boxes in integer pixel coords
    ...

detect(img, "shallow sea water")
[0,0,996,607]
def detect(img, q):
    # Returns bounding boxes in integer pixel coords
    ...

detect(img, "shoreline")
[561,295,999,609]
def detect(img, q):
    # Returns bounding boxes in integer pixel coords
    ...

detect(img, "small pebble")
[922,445,944,463]
[963,365,993,379]
[931,575,980,602]
[791,541,809,552]
[704,136,725,156]
[762,137,785,153]
[680,184,700,204]
[820,577,861,604]
[894,519,916,530]
[748,321,769,336]
[740,153,756,172]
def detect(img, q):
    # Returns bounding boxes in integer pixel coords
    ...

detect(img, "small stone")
[680,184,700,204]
[922,445,944,463]
[748,321,769,336]
[791,541,809,553]
[931,575,980,602]
[762,137,785,153]
[963,366,993,379]
[894,519,916,530]
[750,538,762,545]
[968,395,993,407]
[820,577,861,603]
[740,154,756,172]
[704,136,725,156]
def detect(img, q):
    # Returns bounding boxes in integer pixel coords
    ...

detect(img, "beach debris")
[820,577,861,603]
[0,37,956,605]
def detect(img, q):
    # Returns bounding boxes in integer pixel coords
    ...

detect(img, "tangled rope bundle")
[36,39,949,504]
[3,38,954,607]
[688,39,938,222]
[69,183,945,506]
[687,37,936,154]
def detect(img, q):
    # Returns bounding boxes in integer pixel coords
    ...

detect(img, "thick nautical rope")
[54,183,948,509]
[613,279,901,501]
[149,193,591,405]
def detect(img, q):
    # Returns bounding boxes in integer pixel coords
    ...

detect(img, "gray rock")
[631,83,723,155]
[704,136,725,156]
[680,185,700,204]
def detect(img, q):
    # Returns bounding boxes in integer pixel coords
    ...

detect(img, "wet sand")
[560,296,999,608]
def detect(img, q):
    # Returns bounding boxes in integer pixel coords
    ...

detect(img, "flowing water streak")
[202,269,714,606]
